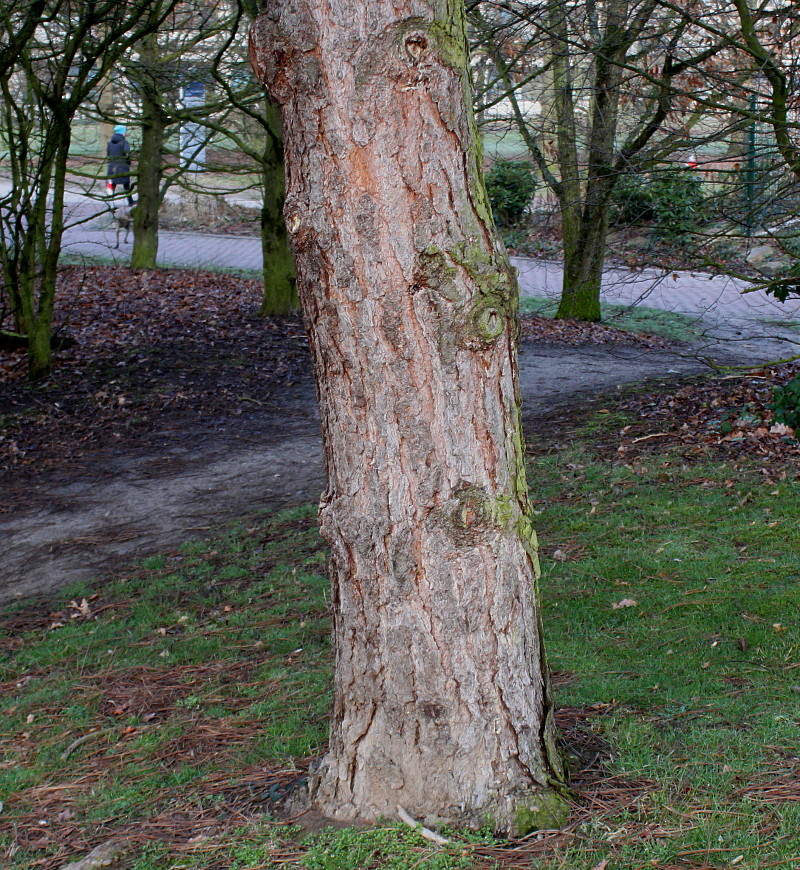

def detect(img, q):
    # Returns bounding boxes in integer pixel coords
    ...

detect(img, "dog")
[111,206,132,248]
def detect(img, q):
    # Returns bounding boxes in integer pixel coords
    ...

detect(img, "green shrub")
[649,167,706,234]
[485,158,536,227]
[612,166,705,236]
[611,171,655,226]
[771,375,800,430]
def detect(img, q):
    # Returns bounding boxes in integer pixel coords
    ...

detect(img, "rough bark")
[250,0,565,834]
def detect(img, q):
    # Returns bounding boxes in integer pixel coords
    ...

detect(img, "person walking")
[106,124,134,206]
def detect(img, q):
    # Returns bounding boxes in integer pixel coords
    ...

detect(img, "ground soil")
[1,266,796,607]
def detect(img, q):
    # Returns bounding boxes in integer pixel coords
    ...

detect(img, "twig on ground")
[396,806,450,846]
[630,432,670,444]
[61,731,104,761]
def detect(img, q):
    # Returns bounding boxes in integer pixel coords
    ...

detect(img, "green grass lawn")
[1,437,799,868]
[519,295,703,343]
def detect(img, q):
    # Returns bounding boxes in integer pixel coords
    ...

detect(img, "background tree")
[89,0,297,312]
[250,0,566,832]
[468,0,730,320]
[127,30,170,269]
[0,0,177,379]
[207,0,297,315]
[714,0,800,301]
[94,0,236,270]
[0,0,47,78]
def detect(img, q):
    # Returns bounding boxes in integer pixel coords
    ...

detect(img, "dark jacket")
[107,134,131,183]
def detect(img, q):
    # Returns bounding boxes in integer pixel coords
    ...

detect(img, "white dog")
[112,206,132,248]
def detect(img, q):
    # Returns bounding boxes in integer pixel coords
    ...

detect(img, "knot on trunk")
[451,242,517,347]
[404,31,430,63]
[439,484,517,543]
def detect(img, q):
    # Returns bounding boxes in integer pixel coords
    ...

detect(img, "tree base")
[415,786,571,837]
[507,788,571,836]
[1,331,76,352]
[554,303,602,322]
[309,762,571,837]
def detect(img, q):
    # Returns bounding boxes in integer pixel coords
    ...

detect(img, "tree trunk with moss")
[250,0,565,834]
[0,105,70,380]
[131,34,166,270]
[554,0,629,322]
[547,0,601,321]
[258,97,297,315]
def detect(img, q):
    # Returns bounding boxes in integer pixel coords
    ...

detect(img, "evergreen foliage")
[485,158,536,227]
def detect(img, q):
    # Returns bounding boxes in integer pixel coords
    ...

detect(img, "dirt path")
[0,340,707,606]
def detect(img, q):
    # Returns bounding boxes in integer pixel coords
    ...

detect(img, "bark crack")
[347,698,379,797]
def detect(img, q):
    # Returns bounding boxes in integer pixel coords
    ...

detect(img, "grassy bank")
[2,440,799,869]
[519,295,702,343]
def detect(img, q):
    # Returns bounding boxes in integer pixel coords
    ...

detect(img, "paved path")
[6,173,800,337]
[60,220,800,357]
[43,183,800,361]
[512,258,800,328]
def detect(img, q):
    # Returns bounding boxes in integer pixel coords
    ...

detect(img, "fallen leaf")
[612,598,638,609]
[68,598,91,618]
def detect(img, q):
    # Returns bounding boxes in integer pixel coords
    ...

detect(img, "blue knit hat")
[113,124,126,135]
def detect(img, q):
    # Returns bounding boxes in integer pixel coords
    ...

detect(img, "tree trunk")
[548,0,589,321]
[131,35,165,270]
[258,97,297,316]
[8,127,69,381]
[558,244,604,321]
[250,0,566,834]
[555,0,629,323]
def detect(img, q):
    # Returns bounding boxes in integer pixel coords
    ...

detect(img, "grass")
[480,127,529,161]
[759,318,800,333]
[519,294,703,342]
[1,441,799,869]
